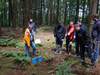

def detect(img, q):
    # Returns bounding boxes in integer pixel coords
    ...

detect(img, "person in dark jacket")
[75,22,89,64]
[75,21,88,56]
[54,22,66,54]
[91,15,100,66]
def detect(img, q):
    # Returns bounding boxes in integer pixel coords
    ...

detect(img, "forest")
[0,0,100,75]
[0,0,100,27]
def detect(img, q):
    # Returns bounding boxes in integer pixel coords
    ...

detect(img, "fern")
[56,58,77,75]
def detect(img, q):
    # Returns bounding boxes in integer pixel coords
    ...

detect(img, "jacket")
[54,24,66,40]
[24,28,31,47]
[67,24,75,41]
[92,20,100,41]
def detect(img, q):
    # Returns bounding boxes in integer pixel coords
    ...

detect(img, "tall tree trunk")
[75,0,79,23]
[33,0,37,22]
[8,0,13,26]
[37,0,43,25]
[56,0,59,24]
[22,0,28,32]
[12,0,17,27]
[96,0,99,14]
[82,0,86,22]
[48,0,53,25]
[89,0,98,31]
[90,0,98,16]
[64,1,67,25]
[42,0,45,25]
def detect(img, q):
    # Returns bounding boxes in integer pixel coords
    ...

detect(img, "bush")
[0,38,17,47]
[0,38,43,48]
[56,58,77,75]
[0,50,31,64]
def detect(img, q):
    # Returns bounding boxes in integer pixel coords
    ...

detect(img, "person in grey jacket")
[28,19,37,38]
[91,15,100,66]
[91,16,100,41]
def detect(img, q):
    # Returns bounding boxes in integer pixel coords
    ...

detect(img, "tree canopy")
[0,0,100,27]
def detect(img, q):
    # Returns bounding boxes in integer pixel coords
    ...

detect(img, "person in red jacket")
[66,21,75,54]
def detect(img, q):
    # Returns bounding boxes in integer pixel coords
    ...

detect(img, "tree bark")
[64,1,67,25]
[75,0,79,23]
[88,0,98,31]
[82,0,86,22]
[56,0,59,24]
[8,0,13,26]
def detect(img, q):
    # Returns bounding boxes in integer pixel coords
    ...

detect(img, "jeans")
[24,41,36,57]
[91,48,99,65]
[96,41,100,55]
[91,41,100,64]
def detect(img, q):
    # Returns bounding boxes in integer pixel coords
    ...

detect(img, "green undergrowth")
[0,38,18,47]
[37,49,54,61]
[56,58,77,75]
[0,49,53,65]
[0,38,43,48]
[0,50,31,64]
[0,38,24,48]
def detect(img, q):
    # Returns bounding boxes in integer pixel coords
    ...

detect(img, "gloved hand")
[67,33,70,36]
[62,39,64,41]
[65,34,67,37]
[69,42,72,45]
[74,35,76,39]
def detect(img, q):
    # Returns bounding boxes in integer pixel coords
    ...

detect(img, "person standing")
[75,21,88,57]
[28,19,37,39]
[54,22,66,54]
[66,21,75,55]
[24,23,36,57]
[91,15,100,66]
[75,22,89,64]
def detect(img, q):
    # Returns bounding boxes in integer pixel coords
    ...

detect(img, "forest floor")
[0,26,100,75]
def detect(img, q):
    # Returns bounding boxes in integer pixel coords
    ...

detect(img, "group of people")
[23,15,100,67]
[54,15,100,66]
